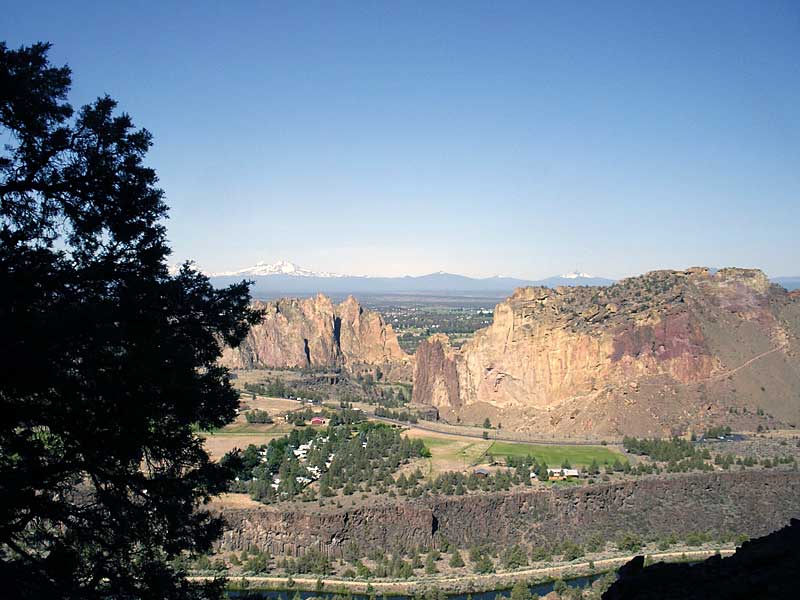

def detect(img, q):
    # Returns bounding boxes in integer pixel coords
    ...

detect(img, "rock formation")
[413,268,800,437]
[221,294,412,381]
[214,470,800,558]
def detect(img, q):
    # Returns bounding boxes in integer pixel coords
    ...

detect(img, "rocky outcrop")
[214,470,800,558]
[604,518,800,599]
[221,294,412,381]
[412,268,800,437]
[412,334,461,411]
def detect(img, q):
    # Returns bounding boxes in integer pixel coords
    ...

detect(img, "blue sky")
[4,1,799,278]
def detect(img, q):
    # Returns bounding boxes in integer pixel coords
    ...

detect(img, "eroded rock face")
[221,294,412,381]
[412,334,461,410]
[412,268,800,436]
[214,470,800,558]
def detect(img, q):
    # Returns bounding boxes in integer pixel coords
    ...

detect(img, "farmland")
[485,440,625,467]
[403,427,626,476]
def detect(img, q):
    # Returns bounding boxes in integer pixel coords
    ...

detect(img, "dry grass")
[201,432,288,460]
[403,427,492,476]
[200,394,324,460]
[209,492,263,509]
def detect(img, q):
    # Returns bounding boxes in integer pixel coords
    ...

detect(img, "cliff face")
[412,334,461,411]
[413,268,800,436]
[215,470,800,558]
[221,294,412,381]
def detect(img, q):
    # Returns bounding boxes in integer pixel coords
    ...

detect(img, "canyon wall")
[221,294,412,381]
[413,268,800,437]
[215,470,800,557]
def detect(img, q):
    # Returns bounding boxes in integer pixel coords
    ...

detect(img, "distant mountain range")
[212,259,343,278]
[199,260,800,297]
[202,261,613,297]
[774,277,800,291]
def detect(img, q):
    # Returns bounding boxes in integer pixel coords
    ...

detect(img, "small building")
[473,467,491,478]
[412,405,440,421]
[310,417,326,426]
[547,468,580,481]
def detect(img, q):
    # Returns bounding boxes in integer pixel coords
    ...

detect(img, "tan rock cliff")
[221,294,412,381]
[413,268,800,436]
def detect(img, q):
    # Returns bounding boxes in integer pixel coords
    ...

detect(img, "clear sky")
[3,1,799,278]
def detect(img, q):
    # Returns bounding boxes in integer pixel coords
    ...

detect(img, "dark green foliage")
[223,421,427,504]
[0,42,260,599]
[245,409,274,424]
[502,545,528,569]
[355,561,372,578]
[244,378,289,398]
[560,540,584,561]
[293,549,332,575]
[704,425,732,438]
[537,462,550,481]
[510,579,532,600]
[585,535,604,553]
[375,406,419,423]
[423,468,514,496]
[616,533,643,553]
[328,408,367,426]
[469,547,495,574]
[684,532,709,547]
[286,407,316,426]
[424,552,438,574]
[623,436,699,461]
[243,551,270,574]
[449,548,465,568]
[530,546,552,562]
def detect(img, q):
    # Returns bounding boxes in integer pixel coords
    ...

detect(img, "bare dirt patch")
[403,427,492,475]
[202,432,287,460]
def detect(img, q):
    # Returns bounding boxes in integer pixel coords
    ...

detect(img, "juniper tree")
[0,42,260,598]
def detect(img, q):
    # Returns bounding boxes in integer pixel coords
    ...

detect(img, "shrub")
[245,409,274,424]
[449,549,465,568]
[616,533,642,553]
[502,545,528,569]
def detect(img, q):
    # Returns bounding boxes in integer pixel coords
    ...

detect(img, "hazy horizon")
[193,257,797,281]
[5,1,798,279]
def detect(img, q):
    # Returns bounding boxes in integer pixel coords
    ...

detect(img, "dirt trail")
[639,343,787,388]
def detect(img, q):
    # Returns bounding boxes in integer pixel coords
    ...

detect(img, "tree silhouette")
[0,42,261,598]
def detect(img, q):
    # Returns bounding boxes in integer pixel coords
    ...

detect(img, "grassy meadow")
[485,440,625,467]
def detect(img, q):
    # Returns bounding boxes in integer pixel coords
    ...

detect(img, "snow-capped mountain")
[206,262,618,298]
[560,270,595,279]
[180,261,798,297]
[211,260,343,278]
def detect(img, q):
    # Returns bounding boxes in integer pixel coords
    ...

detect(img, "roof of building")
[548,467,580,477]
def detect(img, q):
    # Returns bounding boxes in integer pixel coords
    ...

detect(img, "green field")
[485,441,625,467]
